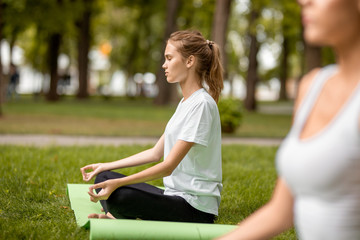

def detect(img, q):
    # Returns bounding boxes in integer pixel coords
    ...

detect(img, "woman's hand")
[88,179,119,203]
[80,163,103,182]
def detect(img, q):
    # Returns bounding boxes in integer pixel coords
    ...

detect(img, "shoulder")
[184,91,218,120]
[294,68,321,114]
[194,90,218,111]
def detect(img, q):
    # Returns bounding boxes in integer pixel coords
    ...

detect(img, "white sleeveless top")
[276,65,360,240]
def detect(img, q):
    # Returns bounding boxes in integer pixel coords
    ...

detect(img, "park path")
[0,134,283,147]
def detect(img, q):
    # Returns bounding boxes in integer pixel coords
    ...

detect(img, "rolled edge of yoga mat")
[67,183,103,228]
[89,219,236,240]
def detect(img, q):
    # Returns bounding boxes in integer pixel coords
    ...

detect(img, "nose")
[162,61,167,69]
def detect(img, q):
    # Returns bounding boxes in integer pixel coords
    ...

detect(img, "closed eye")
[165,54,172,61]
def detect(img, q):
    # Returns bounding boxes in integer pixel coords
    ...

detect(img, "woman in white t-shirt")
[80,30,224,223]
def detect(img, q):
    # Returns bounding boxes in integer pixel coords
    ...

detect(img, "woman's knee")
[106,187,138,217]
[94,171,110,184]
[95,171,127,184]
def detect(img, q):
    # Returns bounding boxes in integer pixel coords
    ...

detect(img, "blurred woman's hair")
[168,30,224,103]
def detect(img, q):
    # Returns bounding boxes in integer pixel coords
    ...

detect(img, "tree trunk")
[9,32,16,67]
[244,9,259,111]
[211,0,232,80]
[46,33,61,101]
[279,35,289,101]
[154,0,180,105]
[76,1,92,99]
[0,0,3,116]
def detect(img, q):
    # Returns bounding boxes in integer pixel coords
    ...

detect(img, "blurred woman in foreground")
[217,0,360,239]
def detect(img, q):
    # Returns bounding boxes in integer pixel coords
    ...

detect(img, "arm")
[216,178,294,240]
[88,140,194,202]
[81,134,165,182]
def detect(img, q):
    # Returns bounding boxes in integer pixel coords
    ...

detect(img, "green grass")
[0,96,292,138]
[0,144,296,239]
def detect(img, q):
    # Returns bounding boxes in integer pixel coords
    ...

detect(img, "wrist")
[99,162,110,172]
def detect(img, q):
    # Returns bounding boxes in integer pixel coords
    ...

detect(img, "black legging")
[94,171,214,223]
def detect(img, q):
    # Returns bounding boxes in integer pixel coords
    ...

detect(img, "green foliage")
[2,0,334,94]
[218,98,243,133]
[0,144,296,239]
[7,0,87,72]
[227,0,304,83]
[94,1,166,75]
[177,0,215,37]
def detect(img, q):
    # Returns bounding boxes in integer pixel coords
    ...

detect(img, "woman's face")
[299,0,360,46]
[162,41,189,84]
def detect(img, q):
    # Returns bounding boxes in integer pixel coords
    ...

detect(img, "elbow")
[150,148,163,163]
[163,169,173,177]
[162,163,176,177]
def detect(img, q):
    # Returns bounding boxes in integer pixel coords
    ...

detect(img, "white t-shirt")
[163,88,222,215]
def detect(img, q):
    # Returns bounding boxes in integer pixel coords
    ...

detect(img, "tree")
[46,32,62,101]
[154,0,181,105]
[0,0,3,117]
[244,8,260,111]
[94,1,166,98]
[279,34,289,100]
[211,0,232,80]
[278,1,301,100]
[76,0,93,99]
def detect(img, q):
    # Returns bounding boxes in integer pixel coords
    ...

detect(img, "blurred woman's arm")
[215,178,294,240]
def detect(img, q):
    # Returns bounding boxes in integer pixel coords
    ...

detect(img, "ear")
[186,55,195,68]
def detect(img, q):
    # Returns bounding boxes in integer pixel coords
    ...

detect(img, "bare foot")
[88,212,115,219]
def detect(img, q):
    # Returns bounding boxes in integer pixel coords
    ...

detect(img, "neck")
[180,74,202,101]
[334,34,360,83]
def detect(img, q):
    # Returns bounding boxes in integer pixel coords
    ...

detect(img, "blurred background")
[0,0,336,137]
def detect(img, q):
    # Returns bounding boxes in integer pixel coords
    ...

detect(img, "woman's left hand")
[88,179,119,203]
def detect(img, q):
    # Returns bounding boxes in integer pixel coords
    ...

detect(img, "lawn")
[0,144,296,240]
[0,96,292,138]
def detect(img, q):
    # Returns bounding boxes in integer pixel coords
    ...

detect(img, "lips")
[302,15,310,25]
[301,12,312,26]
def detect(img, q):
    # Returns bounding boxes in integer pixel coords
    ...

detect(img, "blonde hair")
[168,30,224,103]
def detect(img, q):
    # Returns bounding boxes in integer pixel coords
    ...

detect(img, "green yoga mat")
[67,183,103,228]
[67,183,236,240]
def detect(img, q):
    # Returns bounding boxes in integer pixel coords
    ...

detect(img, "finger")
[83,173,93,182]
[88,189,98,197]
[89,195,98,203]
[80,166,92,178]
[88,190,100,202]
[80,165,92,172]
[80,168,86,178]
[88,189,108,202]
[89,183,103,192]
[87,172,97,181]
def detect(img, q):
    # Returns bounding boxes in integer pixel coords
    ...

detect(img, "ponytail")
[205,42,224,103]
[168,30,224,103]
